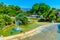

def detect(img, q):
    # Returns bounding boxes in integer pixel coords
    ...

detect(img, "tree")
[0,2,22,17]
[31,3,50,15]
[0,3,22,17]
[0,18,5,29]
[57,17,60,22]
[2,14,12,25]
[39,3,50,14]
[16,13,28,24]
[48,8,56,21]
[31,3,39,15]
[0,2,6,14]
[6,5,22,16]
[32,3,39,11]
[0,14,12,26]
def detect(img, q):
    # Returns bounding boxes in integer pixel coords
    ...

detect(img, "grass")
[2,18,50,36]
[3,22,40,36]
[21,23,40,32]
[29,18,39,21]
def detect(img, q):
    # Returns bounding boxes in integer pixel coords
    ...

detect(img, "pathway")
[4,23,60,40]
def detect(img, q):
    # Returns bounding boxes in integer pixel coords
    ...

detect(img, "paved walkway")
[3,23,51,40]
[4,23,60,40]
[56,32,60,40]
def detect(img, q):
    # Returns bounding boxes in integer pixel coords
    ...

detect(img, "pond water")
[51,20,60,40]
[57,24,60,33]
[56,24,60,40]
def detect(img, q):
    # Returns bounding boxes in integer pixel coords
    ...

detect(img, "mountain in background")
[21,8,31,11]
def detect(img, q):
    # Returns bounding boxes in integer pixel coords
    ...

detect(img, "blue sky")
[0,0,60,9]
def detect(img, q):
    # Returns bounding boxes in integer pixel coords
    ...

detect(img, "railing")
[4,23,59,40]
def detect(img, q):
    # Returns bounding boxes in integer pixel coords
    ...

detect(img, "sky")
[0,0,60,9]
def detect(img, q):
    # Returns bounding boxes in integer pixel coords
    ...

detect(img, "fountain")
[15,20,22,31]
[51,20,55,27]
[0,35,4,40]
[40,15,43,18]
[52,20,54,24]
[51,20,57,32]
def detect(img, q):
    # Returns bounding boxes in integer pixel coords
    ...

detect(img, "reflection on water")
[56,23,60,40]
[57,24,60,33]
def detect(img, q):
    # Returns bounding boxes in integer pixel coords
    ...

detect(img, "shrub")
[0,19,5,29]
[57,18,60,22]
[0,14,12,29]
[38,18,45,22]
[2,14,12,25]
[16,13,28,24]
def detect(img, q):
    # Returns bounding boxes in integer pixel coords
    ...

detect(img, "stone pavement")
[4,23,60,40]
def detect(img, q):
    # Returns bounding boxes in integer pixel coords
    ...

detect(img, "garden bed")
[3,22,40,36]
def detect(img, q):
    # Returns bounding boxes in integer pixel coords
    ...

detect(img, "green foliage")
[0,14,12,29]
[2,14,12,25]
[0,2,6,14]
[31,3,57,22]
[6,5,22,16]
[0,2,22,16]
[16,13,28,24]
[0,19,5,29]
[24,11,31,16]
[57,18,60,22]
[31,3,50,15]
[42,8,56,22]
[32,3,39,11]
[39,3,50,14]
[49,13,56,20]
[48,8,56,21]
[38,18,45,22]
[3,23,40,36]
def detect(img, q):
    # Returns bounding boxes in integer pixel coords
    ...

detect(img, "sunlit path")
[3,23,60,40]
[56,33,60,40]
